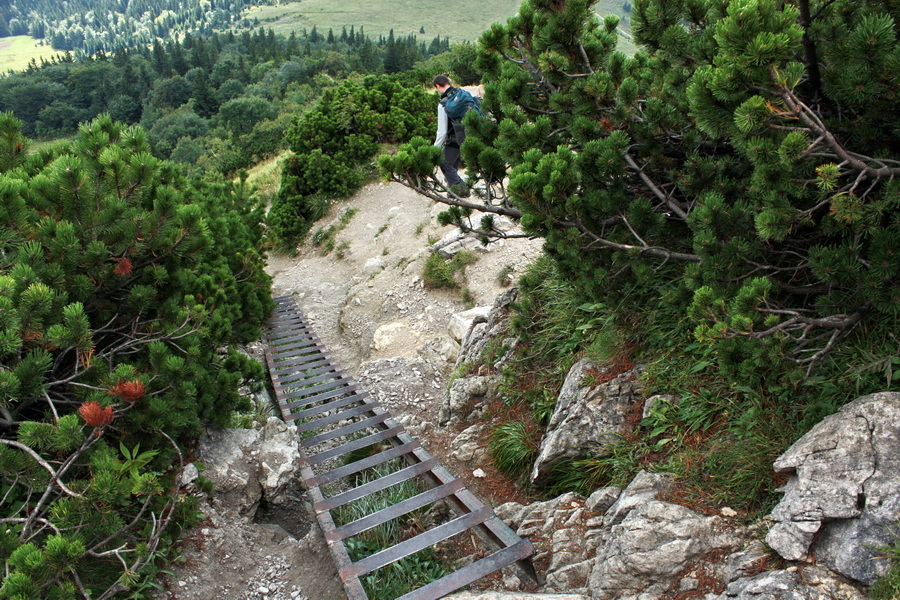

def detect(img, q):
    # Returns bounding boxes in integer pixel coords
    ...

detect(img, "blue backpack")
[442,87,482,121]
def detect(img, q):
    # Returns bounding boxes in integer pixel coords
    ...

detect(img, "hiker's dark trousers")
[440,144,464,188]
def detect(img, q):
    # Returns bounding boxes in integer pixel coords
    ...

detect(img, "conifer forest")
[1,0,898,598]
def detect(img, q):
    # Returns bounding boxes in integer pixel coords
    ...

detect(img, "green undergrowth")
[872,528,900,600]
[422,249,479,290]
[311,207,358,256]
[484,256,898,517]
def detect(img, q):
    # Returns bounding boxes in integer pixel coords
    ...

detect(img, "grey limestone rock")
[589,500,740,600]
[765,391,900,584]
[441,374,501,424]
[196,419,306,515]
[198,427,262,516]
[585,487,621,514]
[530,360,644,483]
[449,305,493,343]
[450,423,488,463]
[716,566,866,600]
[258,418,302,505]
[602,470,675,527]
[455,287,519,368]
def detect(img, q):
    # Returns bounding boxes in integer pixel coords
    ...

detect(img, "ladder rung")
[284,383,361,409]
[340,505,493,578]
[306,424,403,465]
[329,478,467,542]
[289,392,370,423]
[315,457,437,512]
[295,401,380,434]
[396,539,535,600]
[300,413,391,447]
[307,440,420,487]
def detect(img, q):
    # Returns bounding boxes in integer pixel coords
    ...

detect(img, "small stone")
[178,581,187,588]
[721,506,738,518]
[258,586,270,594]
[473,468,487,478]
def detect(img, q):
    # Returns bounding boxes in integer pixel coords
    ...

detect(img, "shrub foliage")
[269,74,436,249]
[0,112,272,598]
[381,0,899,384]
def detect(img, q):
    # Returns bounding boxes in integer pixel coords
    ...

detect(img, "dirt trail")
[160,181,542,600]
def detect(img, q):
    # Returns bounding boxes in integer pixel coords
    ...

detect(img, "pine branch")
[0,439,84,500]
[624,153,690,220]
[776,76,900,179]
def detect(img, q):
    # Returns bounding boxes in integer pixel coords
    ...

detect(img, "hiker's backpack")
[442,87,482,121]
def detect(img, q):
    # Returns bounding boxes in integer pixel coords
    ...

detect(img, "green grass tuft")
[490,421,539,479]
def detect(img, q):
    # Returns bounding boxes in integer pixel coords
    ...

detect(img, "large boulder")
[258,418,303,505]
[196,417,304,516]
[198,427,263,516]
[765,391,900,584]
[589,500,741,600]
[530,360,644,483]
[715,566,866,600]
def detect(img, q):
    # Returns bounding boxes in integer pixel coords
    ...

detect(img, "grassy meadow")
[0,36,66,73]
[241,0,636,52]
[241,0,522,41]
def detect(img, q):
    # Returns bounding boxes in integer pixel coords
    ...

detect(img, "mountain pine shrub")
[269,74,436,250]
[0,112,272,598]
[382,0,898,391]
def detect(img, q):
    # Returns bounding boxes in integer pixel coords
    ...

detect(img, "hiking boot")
[449,184,470,198]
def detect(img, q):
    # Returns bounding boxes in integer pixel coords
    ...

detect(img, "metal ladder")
[264,296,541,600]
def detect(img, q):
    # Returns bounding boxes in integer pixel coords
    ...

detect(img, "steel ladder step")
[264,296,541,600]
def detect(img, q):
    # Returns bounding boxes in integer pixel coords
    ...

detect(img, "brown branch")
[776,79,900,179]
[623,153,690,220]
[0,439,84,499]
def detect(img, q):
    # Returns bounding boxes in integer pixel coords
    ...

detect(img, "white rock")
[448,306,492,342]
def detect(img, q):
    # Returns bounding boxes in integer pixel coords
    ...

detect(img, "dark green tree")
[270,74,435,249]
[187,67,220,119]
[0,112,271,598]
[380,0,899,383]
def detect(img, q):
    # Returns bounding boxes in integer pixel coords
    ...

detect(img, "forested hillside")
[0,0,270,55]
[0,27,451,176]
[1,0,898,596]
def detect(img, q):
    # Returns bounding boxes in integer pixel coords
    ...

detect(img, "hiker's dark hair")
[433,74,452,87]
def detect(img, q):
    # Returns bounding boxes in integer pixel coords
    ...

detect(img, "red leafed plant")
[113,257,133,276]
[109,380,146,403]
[78,401,114,427]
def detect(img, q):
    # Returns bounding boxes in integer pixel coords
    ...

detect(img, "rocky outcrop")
[449,305,493,343]
[165,418,344,600]
[602,471,674,527]
[716,566,867,600]
[530,360,644,483]
[590,500,742,599]
[197,418,303,515]
[454,287,519,368]
[494,471,747,599]
[496,492,601,595]
[765,391,900,584]
[450,423,489,463]
[441,374,501,424]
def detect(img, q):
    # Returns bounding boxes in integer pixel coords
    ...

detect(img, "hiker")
[432,74,477,198]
